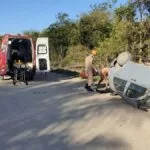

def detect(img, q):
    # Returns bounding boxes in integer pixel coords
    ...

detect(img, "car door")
[36,37,50,72]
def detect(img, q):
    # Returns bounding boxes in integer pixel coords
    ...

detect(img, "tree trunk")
[139,23,143,64]
[60,45,63,64]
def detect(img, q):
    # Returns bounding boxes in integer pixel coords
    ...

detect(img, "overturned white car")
[108,52,150,110]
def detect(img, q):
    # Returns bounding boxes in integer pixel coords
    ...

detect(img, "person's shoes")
[84,84,94,92]
[84,83,88,89]
[87,86,94,92]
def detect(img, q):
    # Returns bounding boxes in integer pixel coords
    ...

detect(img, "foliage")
[23,29,40,42]
[127,21,150,62]
[79,5,112,49]
[19,0,150,68]
[45,12,81,64]
[115,4,135,21]
[0,35,2,47]
[95,21,129,66]
[62,44,88,68]
[129,0,150,21]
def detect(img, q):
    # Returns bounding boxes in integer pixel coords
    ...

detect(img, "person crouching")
[97,67,109,90]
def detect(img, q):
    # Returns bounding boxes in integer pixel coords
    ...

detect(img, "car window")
[114,77,127,92]
[125,83,147,98]
[37,45,47,54]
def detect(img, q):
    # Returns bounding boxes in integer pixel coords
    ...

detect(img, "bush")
[62,44,89,69]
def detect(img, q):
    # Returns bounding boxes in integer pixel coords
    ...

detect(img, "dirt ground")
[0,73,150,150]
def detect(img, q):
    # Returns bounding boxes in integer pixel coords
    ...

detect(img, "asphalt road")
[0,73,150,150]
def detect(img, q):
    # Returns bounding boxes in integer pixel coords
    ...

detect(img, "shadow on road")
[0,72,79,88]
[33,72,77,82]
[0,76,137,150]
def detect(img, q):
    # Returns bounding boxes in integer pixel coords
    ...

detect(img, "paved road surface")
[0,73,150,150]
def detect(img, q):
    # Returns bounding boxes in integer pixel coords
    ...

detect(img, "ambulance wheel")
[26,72,34,81]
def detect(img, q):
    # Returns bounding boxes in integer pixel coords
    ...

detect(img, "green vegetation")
[23,0,150,71]
[0,35,2,47]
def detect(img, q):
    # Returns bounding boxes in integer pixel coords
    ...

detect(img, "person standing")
[84,49,97,91]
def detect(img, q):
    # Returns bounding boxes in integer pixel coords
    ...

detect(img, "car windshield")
[125,83,147,98]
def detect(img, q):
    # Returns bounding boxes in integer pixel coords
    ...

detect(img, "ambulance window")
[114,77,127,92]
[126,83,147,98]
[37,45,47,54]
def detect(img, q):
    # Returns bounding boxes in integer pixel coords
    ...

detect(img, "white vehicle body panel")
[36,37,50,72]
[108,61,150,108]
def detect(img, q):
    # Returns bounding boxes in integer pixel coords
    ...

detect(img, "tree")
[97,21,130,66]
[127,0,150,62]
[45,12,81,64]
[129,0,150,21]
[21,1,149,68]
[68,21,80,46]
[115,4,135,21]
[0,35,2,47]
[23,30,40,42]
[79,3,112,49]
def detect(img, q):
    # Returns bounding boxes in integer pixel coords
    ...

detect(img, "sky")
[0,0,127,35]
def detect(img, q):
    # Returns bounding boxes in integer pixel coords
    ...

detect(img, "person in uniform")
[97,67,109,90]
[84,49,97,91]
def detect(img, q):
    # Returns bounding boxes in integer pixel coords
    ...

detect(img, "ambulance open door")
[36,37,50,72]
